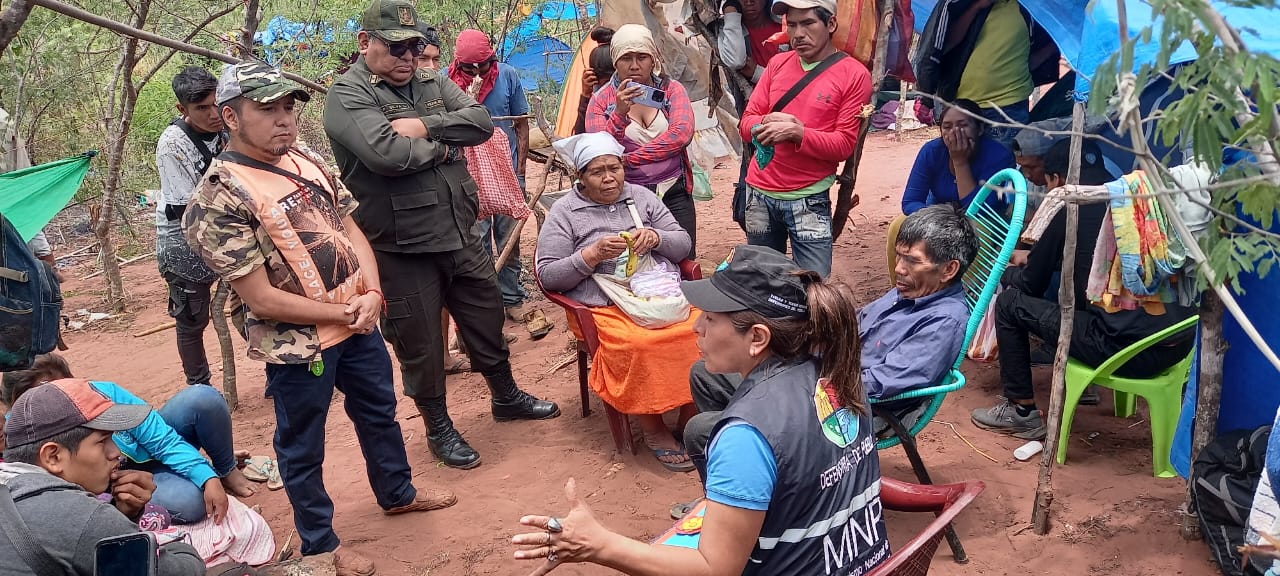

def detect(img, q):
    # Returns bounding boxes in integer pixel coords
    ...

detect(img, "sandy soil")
[48,131,1218,575]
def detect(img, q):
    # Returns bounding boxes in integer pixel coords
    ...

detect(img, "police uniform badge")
[397,6,415,26]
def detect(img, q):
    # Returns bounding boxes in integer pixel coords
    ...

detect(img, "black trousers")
[995,286,1192,403]
[682,360,742,483]
[165,274,212,386]
[376,240,510,403]
[645,177,697,261]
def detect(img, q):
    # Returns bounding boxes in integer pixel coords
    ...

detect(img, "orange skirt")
[574,305,699,415]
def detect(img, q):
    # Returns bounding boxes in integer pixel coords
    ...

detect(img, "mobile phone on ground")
[95,532,157,576]
[633,83,667,109]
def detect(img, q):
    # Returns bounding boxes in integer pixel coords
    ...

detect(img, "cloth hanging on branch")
[0,153,95,242]
[1086,170,1185,314]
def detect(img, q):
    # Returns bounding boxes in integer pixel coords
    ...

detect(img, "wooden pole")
[28,0,328,94]
[210,280,239,411]
[1181,290,1227,538]
[494,97,561,271]
[1032,101,1086,535]
[833,0,895,240]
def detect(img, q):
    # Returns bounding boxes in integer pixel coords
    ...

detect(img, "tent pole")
[1032,101,1086,535]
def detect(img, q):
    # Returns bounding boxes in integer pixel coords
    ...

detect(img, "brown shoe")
[504,304,526,322]
[334,548,376,576]
[384,488,458,515]
[521,309,554,340]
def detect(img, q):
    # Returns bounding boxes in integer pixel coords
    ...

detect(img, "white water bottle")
[1014,440,1044,461]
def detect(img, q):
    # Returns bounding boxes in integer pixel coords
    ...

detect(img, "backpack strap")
[770,51,848,114]
[0,483,70,576]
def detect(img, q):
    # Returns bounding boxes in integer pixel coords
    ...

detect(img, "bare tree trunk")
[210,280,238,411]
[0,0,33,54]
[236,0,260,59]
[95,0,150,311]
[1181,291,1227,539]
[1032,102,1087,535]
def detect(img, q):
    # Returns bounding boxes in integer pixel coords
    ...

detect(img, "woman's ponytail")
[802,276,866,416]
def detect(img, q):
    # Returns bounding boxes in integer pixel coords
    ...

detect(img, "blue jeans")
[264,329,417,555]
[980,102,1030,150]
[743,187,833,276]
[479,214,528,308]
[147,384,237,524]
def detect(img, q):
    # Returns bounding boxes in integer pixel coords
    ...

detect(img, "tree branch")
[28,0,329,93]
[0,0,34,54]
[137,1,241,88]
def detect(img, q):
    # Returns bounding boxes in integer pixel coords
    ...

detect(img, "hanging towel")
[1107,171,1186,298]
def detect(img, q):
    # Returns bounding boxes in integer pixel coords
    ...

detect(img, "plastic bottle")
[1014,440,1044,461]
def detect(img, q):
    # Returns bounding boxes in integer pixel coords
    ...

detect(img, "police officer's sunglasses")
[376,36,428,58]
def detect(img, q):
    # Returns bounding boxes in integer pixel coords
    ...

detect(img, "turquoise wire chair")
[869,167,1028,562]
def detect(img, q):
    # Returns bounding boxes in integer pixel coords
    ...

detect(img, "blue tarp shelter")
[506,36,574,92]
[501,1,597,58]
[909,0,1280,100]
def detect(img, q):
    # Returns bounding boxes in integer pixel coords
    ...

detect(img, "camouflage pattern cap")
[362,0,428,42]
[215,61,311,106]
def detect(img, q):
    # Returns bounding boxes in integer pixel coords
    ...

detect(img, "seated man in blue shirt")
[683,205,978,483]
[2,353,257,524]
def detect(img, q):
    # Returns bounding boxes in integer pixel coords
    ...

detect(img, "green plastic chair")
[1055,315,1200,478]
[871,167,1028,563]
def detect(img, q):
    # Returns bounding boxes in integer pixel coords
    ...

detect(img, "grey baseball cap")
[215,61,311,106]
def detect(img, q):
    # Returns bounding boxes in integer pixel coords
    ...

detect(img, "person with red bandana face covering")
[445,30,545,335]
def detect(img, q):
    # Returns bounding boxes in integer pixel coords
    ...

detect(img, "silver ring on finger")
[545,531,552,546]
[547,517,564,533]
[547,550,559,563]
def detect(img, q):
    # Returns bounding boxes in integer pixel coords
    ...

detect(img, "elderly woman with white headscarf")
[536,132,698,472]
[585,24,698,260]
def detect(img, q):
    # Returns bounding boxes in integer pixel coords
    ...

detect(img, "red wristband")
[364,288,386,315]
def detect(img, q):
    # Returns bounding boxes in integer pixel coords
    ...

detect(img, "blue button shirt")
[902,135,1014,215]
[858,283,970,399]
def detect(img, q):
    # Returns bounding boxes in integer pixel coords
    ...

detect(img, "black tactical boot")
[417,399,481,469]
[486,366,561,421]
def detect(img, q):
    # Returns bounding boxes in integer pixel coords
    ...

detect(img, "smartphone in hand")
[95,532,156,576]
[633,84,667,109]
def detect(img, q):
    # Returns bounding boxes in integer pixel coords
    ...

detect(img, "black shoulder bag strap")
[217,150,336,210]
[770,51,849,114]
[172,118,219,172]
[0,483,70,576]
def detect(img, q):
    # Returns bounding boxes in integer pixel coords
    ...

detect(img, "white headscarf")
[609,24,662,73]
[553,132,625,172]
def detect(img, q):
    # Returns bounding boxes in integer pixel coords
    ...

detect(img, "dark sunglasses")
[458,59,495,74]
[378,36,427,58]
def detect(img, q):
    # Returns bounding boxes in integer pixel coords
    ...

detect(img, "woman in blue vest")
[511,245,891,575]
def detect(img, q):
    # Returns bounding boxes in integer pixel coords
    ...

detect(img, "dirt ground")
[48,131,1219,575]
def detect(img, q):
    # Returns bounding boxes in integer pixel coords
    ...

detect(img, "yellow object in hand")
[620,231,638,276]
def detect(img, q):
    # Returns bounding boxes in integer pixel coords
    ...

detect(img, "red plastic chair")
[535,257,703,454]
[867,477,986,576]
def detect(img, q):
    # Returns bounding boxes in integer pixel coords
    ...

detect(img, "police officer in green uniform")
[323,0,561,471]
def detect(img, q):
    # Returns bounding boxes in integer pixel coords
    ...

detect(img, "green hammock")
[0,152,95,242]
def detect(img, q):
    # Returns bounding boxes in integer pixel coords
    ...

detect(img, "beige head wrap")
[609,24,662,73]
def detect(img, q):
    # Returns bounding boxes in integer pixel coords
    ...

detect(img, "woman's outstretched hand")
[512,478,613,575]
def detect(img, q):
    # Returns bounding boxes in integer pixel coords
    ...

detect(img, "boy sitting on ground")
[2,354,256,524]
[0,379,206,575]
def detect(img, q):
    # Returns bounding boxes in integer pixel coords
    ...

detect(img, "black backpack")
[0,211,62,371]
[1192,425,1272,576]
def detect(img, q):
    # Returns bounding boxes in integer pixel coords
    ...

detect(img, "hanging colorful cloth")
[1107,171,1186,298]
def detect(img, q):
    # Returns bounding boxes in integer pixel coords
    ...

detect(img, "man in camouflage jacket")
[183,61,455,576]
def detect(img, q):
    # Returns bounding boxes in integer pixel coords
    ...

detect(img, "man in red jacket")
[739,0,871,277]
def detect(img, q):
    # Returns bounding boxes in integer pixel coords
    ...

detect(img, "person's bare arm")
[515,117,530,176]
[230,267,351,326]
[513,480,764,576]
[341,214,383,332]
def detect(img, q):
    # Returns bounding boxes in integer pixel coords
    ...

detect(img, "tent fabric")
[506,36,574,92]
[909,0,1280,100]
[0,154,94,242]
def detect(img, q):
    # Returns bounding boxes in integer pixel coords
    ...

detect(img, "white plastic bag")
[593,254,690,329]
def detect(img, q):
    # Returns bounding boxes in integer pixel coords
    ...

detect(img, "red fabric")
[740,51,872,192]
[465,128,531,221]
[747,22,782,67]
[450,29,499,102]
[583,77,695,170]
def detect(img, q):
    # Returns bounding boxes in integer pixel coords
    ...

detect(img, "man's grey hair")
[896,204,980,280]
